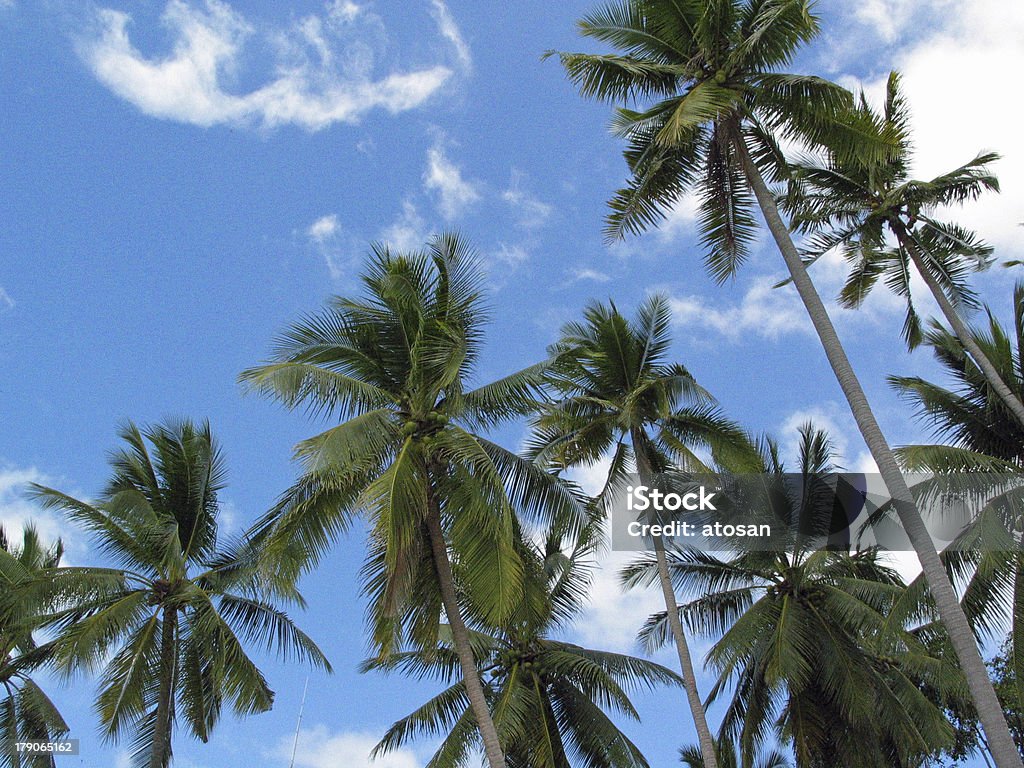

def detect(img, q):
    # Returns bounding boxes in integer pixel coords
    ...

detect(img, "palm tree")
[239,234,585,768]
[679,739,789,768]
[365,524,681,768]
[889,287,1024,758]
[0,526,68,768]
[27,419,330,768]
[630,425,964,767]
[782,70,1024,426]
[551,2,1019,763]
[529,295,755,768]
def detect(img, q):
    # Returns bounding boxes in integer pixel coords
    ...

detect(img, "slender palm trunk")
[424,492,508,768]
[897,227,1024,429]
[734,138,1023,768]
[150,606,177,768]
[632,430,719,768]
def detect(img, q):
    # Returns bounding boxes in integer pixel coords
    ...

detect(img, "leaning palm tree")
[0,526,68,768]
[631,425,964,767]
[529,295,755,768]
[551,2,1019,762]
[366,523,681,768]
[782,71,1024,426]
[28,420,330,768]
[240,234,585,768]
[889,288,1024,748]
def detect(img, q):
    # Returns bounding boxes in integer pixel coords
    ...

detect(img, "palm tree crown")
[629,426,963,767]
[367,526,681,768]
[28,420,329,768]
[783,71,999,349]
[1,526,68,768]
[240,234,586,768]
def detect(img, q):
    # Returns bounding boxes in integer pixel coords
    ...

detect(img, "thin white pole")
[288,676,310,768]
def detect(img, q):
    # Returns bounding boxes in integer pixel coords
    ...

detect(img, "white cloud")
[429,0,471,70]
[328,0,362,23]
[656,193,701,242]
[561,458,665,651]
[839,0,1024,254]
[308,213,340,243]
[379,201,429,252]
[849,0,923,42]
[502,171,552,230]
[0,0,15,10]
[272,726,420,768]
[0,285,13,310]
[81,0,460,130]
[0,466,82,561]
[423,143,480,220]
[779,404,853,467]
[572,268,612,283]
[668,276,810,341]
[493,243,529,267]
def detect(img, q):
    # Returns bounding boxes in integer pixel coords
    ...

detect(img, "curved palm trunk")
[632,430,720,768]
[150,606,177,768]
[424,495,508,768]
[897,228,1024,429]
[734,138,1023,768]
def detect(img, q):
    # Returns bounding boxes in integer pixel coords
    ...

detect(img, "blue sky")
[2,0,1023,766]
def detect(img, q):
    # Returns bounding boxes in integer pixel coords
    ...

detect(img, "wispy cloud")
[571,267,612,283]
[423,140,480,220]
[306,213,359,280]
[271,726,420,768]
[429,0,471,70]
[502,171,552,231]
[0,285,14,310]
[379,201,429,252]
[81,0,470,130]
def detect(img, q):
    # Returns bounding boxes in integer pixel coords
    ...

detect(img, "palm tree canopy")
[530,294,756,489]
[782,71,1000,348]
[892,285,1024,467]
[240,234,587,657]
[627,425,963,767]
[27,419,329,768]
[365,524,682,768]
[551,0,878,279]
[1,525,68,768]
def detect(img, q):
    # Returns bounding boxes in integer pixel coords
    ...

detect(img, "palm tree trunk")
[150,606,177,768]
[424,493,508,768]
[734,137,1023,768]
[897,227,1024,428]
[632,429,720,768]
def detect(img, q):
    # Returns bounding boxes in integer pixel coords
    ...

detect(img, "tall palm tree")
[551,3,1019,763]
[630,425,964,767]
[239,234,585,768]
[889,287,1024,756]
[0,526,67,768]
[529,295,755,768]
[27,420,330,768]
[365,524,681,768]
[781,71,1024,426]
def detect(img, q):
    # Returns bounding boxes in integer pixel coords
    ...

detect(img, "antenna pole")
[288,676,310,768]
